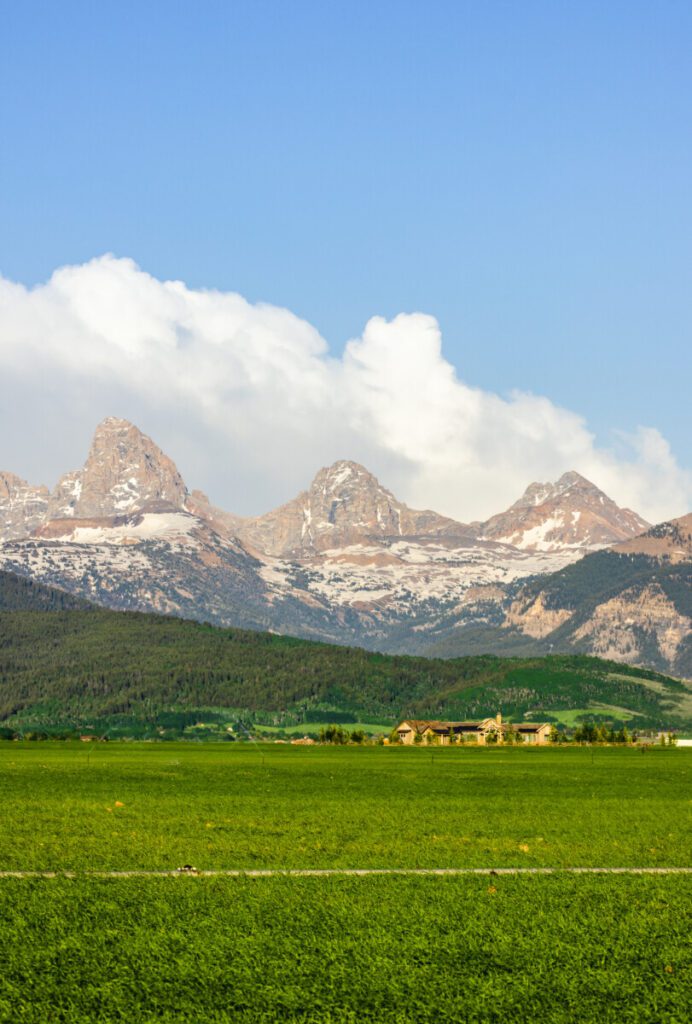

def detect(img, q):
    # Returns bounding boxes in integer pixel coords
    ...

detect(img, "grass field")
[1,743,689,870]
[1,744,690,1022]
[253,721,388,737]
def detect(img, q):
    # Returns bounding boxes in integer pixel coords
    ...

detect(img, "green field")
[1,744,690,1022]
[1,875,689,1024]
[2,743,690,870]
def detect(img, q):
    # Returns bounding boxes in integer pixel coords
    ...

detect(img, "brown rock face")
[47,417,189,519]
[505,592,574,639]
[236,460,469,557]
[481,471,649,551]
[572,583,690,666]
[0,472,50,541]
[611,514,692,563]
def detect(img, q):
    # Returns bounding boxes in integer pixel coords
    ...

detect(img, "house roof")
[398,718,551,734]
[397,720,441,734]
[398,719,497,734]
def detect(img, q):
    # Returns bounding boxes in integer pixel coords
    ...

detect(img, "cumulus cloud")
[0,254,689,524]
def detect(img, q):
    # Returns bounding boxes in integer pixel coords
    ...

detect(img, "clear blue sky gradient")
[1,1,690,459]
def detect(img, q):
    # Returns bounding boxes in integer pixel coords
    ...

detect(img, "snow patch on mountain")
[66,513,198,546]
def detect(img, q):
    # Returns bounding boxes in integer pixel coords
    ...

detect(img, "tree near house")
[319,724,348,744]
[504,721,523,745]
[574,722,598,744]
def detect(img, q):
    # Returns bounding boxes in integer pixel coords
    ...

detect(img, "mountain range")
[0,417,689,677]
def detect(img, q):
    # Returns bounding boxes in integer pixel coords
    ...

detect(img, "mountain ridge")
[1,417,685,678]
[1,417,651,553]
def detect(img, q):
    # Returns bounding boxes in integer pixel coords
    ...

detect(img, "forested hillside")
[1,586,690,733]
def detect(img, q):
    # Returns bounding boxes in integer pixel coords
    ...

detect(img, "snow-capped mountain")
[479,471,649,552]
[235,460,470,558]
[46,417,189,519]
[0,418,660,657]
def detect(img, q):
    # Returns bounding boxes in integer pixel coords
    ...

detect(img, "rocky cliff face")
[570,583,689,666]
[483,514,692,678]
[47,417,189,519]
[0,472,49,541]
[480,471,649,551]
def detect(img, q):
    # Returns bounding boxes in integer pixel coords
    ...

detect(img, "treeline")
[1,600,689,732]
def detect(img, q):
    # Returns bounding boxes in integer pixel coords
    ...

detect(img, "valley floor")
[0,745,690,1022]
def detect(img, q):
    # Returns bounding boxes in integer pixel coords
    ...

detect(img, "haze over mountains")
[0,417,689,677]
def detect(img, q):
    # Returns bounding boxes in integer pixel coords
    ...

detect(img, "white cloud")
[0,254,690,524]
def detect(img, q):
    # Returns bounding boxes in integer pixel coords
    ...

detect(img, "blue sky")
[0,2,690,519]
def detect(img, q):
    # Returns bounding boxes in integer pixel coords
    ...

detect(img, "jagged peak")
[0,470,49,498]
[482,467,650,552]
[310,460,385,494]
[88,417,156,451]
[514,470,607,509]
[95,416,138,430]
[47,418,189,520]
[0,470,37,489]
[555,470,597,489]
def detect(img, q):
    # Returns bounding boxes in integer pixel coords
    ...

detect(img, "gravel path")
[1,867,690,878]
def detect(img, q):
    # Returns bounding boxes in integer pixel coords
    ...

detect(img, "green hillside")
[1,568,690,734]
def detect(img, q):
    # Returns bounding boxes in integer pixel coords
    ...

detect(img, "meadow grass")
[1,743,689,871]
[0,874,689,1023]
[1,744,690,1023]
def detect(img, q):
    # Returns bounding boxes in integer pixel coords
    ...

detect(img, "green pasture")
[1,743,690,872]
[0,874,689,1023]
[547,704,641,726]
[1,744,690,1023]
[253,721,387,737]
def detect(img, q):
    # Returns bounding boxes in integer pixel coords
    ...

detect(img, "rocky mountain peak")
[311,460,377,495]
[48,417,189,519]
[305,461,408,539]
[306,460,400,515]
[0,471,50,541]
[481,471,650,552]
[513,471,601,509]
[235,460,467,558]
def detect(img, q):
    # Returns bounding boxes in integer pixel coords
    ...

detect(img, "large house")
[396,715,552,746]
